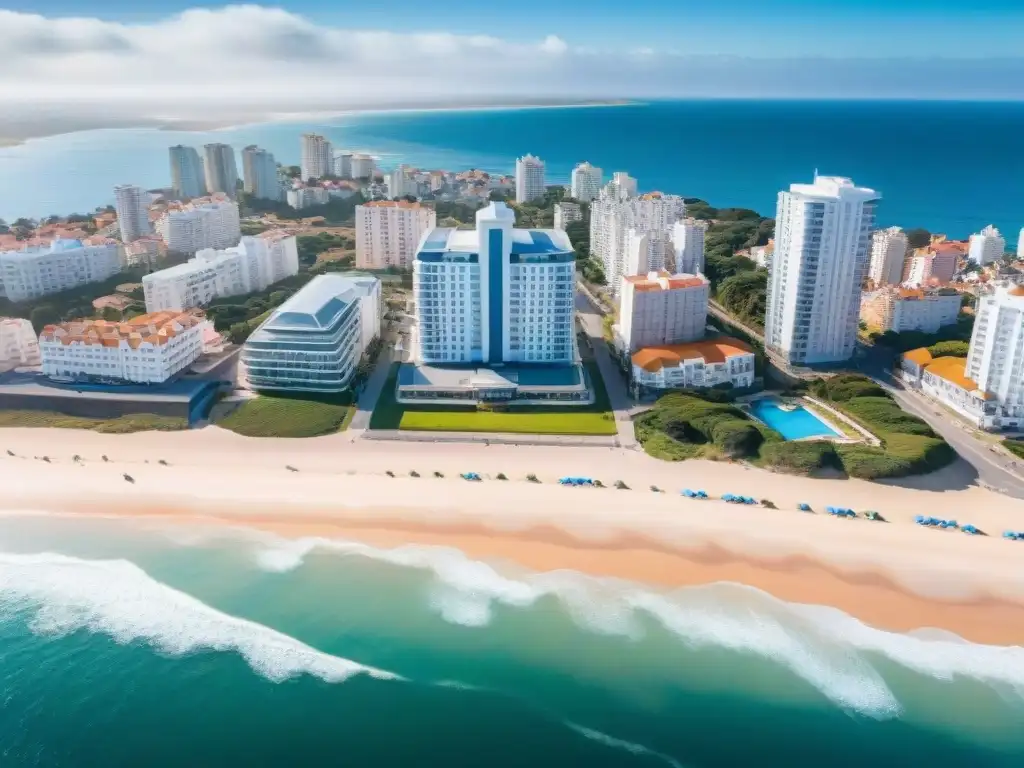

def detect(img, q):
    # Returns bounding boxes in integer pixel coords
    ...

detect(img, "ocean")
[1,512,1022,767]
[2,100,1024,239]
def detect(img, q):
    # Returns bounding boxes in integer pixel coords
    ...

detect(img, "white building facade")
[515,154,546,203]
[859,287,961,333]
[300,134,333,181]
[1017,227,1024,259]
[169,145,206,199]
[968,225,1005,266]
[604,172,638,201]
[671,218,708,274]
[388,165,418,199]
[242,145,282,201]
[413,202,575,365]
[965,283,1024,427]
[616,272,710,352]
[39,311,210,384]
[287,187,330,210]
[0,317,42,372]
[630,339,756,392]
[143,233,299,312]
[242,274,381,393]
[570,162,602,202]
[350,154,375,180]
[114,185,151,244]
[554,202,582,230]
[355,201,436,270]
[0,239,122,302]
[868,226,909,286]
[765,176,878,365]
[157,196,241,254]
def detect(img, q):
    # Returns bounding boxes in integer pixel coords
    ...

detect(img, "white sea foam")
[0,551,397,686]
[566,723,687,768]
[247,533,1024,718]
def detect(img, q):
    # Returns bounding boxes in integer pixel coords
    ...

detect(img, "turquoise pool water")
[748,399,841,440]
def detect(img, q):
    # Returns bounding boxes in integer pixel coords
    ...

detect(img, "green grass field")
[369,361,617,436]
[216,392,354,438]
[0,410,188,433]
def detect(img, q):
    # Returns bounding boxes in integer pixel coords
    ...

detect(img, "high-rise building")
[243,274,381,393]
[615,271,710,352]
[1017,227,1024,259]
[350,154,375,180]
[590,191,687,294]
[868,226,908,286]
[156,195,241,255]
[333,152,353,179]
[355,201,436,270]
[412,201,574,365]
[0,239,122,302]
[903,243,961,287]
[168,145,206,198]
[388,165,417,199]
[515,154,546,203]
[968,225,1005,266]
[671,218,708,274]
[143,232,299,313]
[765,176,879,365]
[570,162,603,202]
[625,230,672,275]
[300,134,334,181]
[241,146,282,201]
[203,144,239,197]
[554,202,582,230]
[604,172,638,201]
[113,184,151,244]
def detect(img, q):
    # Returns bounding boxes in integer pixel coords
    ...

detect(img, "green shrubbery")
[927,340,970,358]
[635,393,781,461]
[760,440,836,474]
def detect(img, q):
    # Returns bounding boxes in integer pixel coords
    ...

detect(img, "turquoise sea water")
[748,398,842,440]
[1,513,1023,767]
[2,100,1024,237]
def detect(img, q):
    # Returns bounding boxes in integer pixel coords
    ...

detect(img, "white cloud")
[0,4,1021,115]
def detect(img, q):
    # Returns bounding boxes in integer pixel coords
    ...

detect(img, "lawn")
[216,392,354,438]
[0,410,188,433]
[369,361,617,436]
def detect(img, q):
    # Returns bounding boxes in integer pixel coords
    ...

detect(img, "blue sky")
[11,0,1024,57]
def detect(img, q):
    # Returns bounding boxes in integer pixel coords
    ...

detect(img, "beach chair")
[697,491,708,499]
[797,503,811,512]
[682,489,695,497]
[1002,531,1017,540]
[722,493,735,502]
[914,515,925,525]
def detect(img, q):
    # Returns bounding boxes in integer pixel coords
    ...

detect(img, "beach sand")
[2,425,1023,645]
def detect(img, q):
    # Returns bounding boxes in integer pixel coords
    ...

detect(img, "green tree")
[905,228,931,248]
[30,305,60,332]
[100,306,123,321]
[229,322,252,345]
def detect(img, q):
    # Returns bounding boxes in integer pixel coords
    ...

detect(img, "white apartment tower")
[301,134,334,181]
[350,154,375,180]
[203,144,239,197]
[334,152,353,179]
[554,202,582,230]
[113,184,151,244]
[969,225,1005,266]
[388,165,418,199]
[241,146,282,201]
[966,283,1024,426]
[625,230,672,275]
[413,202,575,365]
[868,226,909,286]
[156,196,241,255]
[765,176,879,365]
[616,272,710,352]
[604,172,638,201]
[671,218,708,274]
[168,145,206,198]
[570,162,603,202]
[515,154,546,203]
[355,201,437,270]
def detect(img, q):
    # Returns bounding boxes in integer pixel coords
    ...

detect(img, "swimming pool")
[748,398,841,441]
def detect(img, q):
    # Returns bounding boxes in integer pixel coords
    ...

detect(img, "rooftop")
[417,205,572,257]
[623,272,708,292]
[39,311,206,349]
[790,176,879,201]
[632,337,753,373]
[923,355,992,398]
[359,200,425,210]
[398,363,583,390]
[253,274,377,334]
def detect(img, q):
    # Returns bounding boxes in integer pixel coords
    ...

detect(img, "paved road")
[348,347,394,436]
[574,289,638,448]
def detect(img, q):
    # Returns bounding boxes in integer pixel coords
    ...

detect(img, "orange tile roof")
[924,356,992,398]
[631,337,753,372]
[39,311,205,349]
[361,200,424,209]
[903,347,933,366]
[623,273,708,292]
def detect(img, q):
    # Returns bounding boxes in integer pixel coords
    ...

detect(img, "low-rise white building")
[631,337,756,391]
[616,271,710,352]
[0,317,42,372]
[0,239,122,302]
[287,186,330,210]
[355,201,436,270]
[553,202,582,230]
[39,311,211,384]
[242,274,381,393]
[143,232,299,312]
[156,195,241,255]
[859,287,961,333]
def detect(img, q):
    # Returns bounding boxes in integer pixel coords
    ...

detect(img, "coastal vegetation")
[0,267,149,328]
[866,313,975,353]
[240,191,364,226]
[216,392,354,438]
[368,360,617,436]
[0,410,187,433]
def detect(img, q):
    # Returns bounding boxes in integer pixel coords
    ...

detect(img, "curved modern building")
[242,274,380,393]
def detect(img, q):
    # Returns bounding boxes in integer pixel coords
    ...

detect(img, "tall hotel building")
[515,155,546,203]
[242,146,282,201]
[301,134,334,181]
[412,202,574,365]
[968,225,1005,266]
[355,201,436,269]
[169,145,206,198]
[113,184,151,243]
[765,176,878,365]
[570,162,602,202]
[203,144,239,197]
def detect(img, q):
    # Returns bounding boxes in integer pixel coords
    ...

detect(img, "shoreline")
[2,426,1024,646]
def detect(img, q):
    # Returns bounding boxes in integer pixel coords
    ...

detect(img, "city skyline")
[2,3,1024,113]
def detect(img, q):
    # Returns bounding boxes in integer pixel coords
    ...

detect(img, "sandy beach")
[2,425,1024,645]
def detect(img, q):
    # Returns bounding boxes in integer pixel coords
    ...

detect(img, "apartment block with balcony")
[615,271,710,352]
[859,287,962,333]
[355,201,436,269]
[0,239,122,302]
[631,338,756,391]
